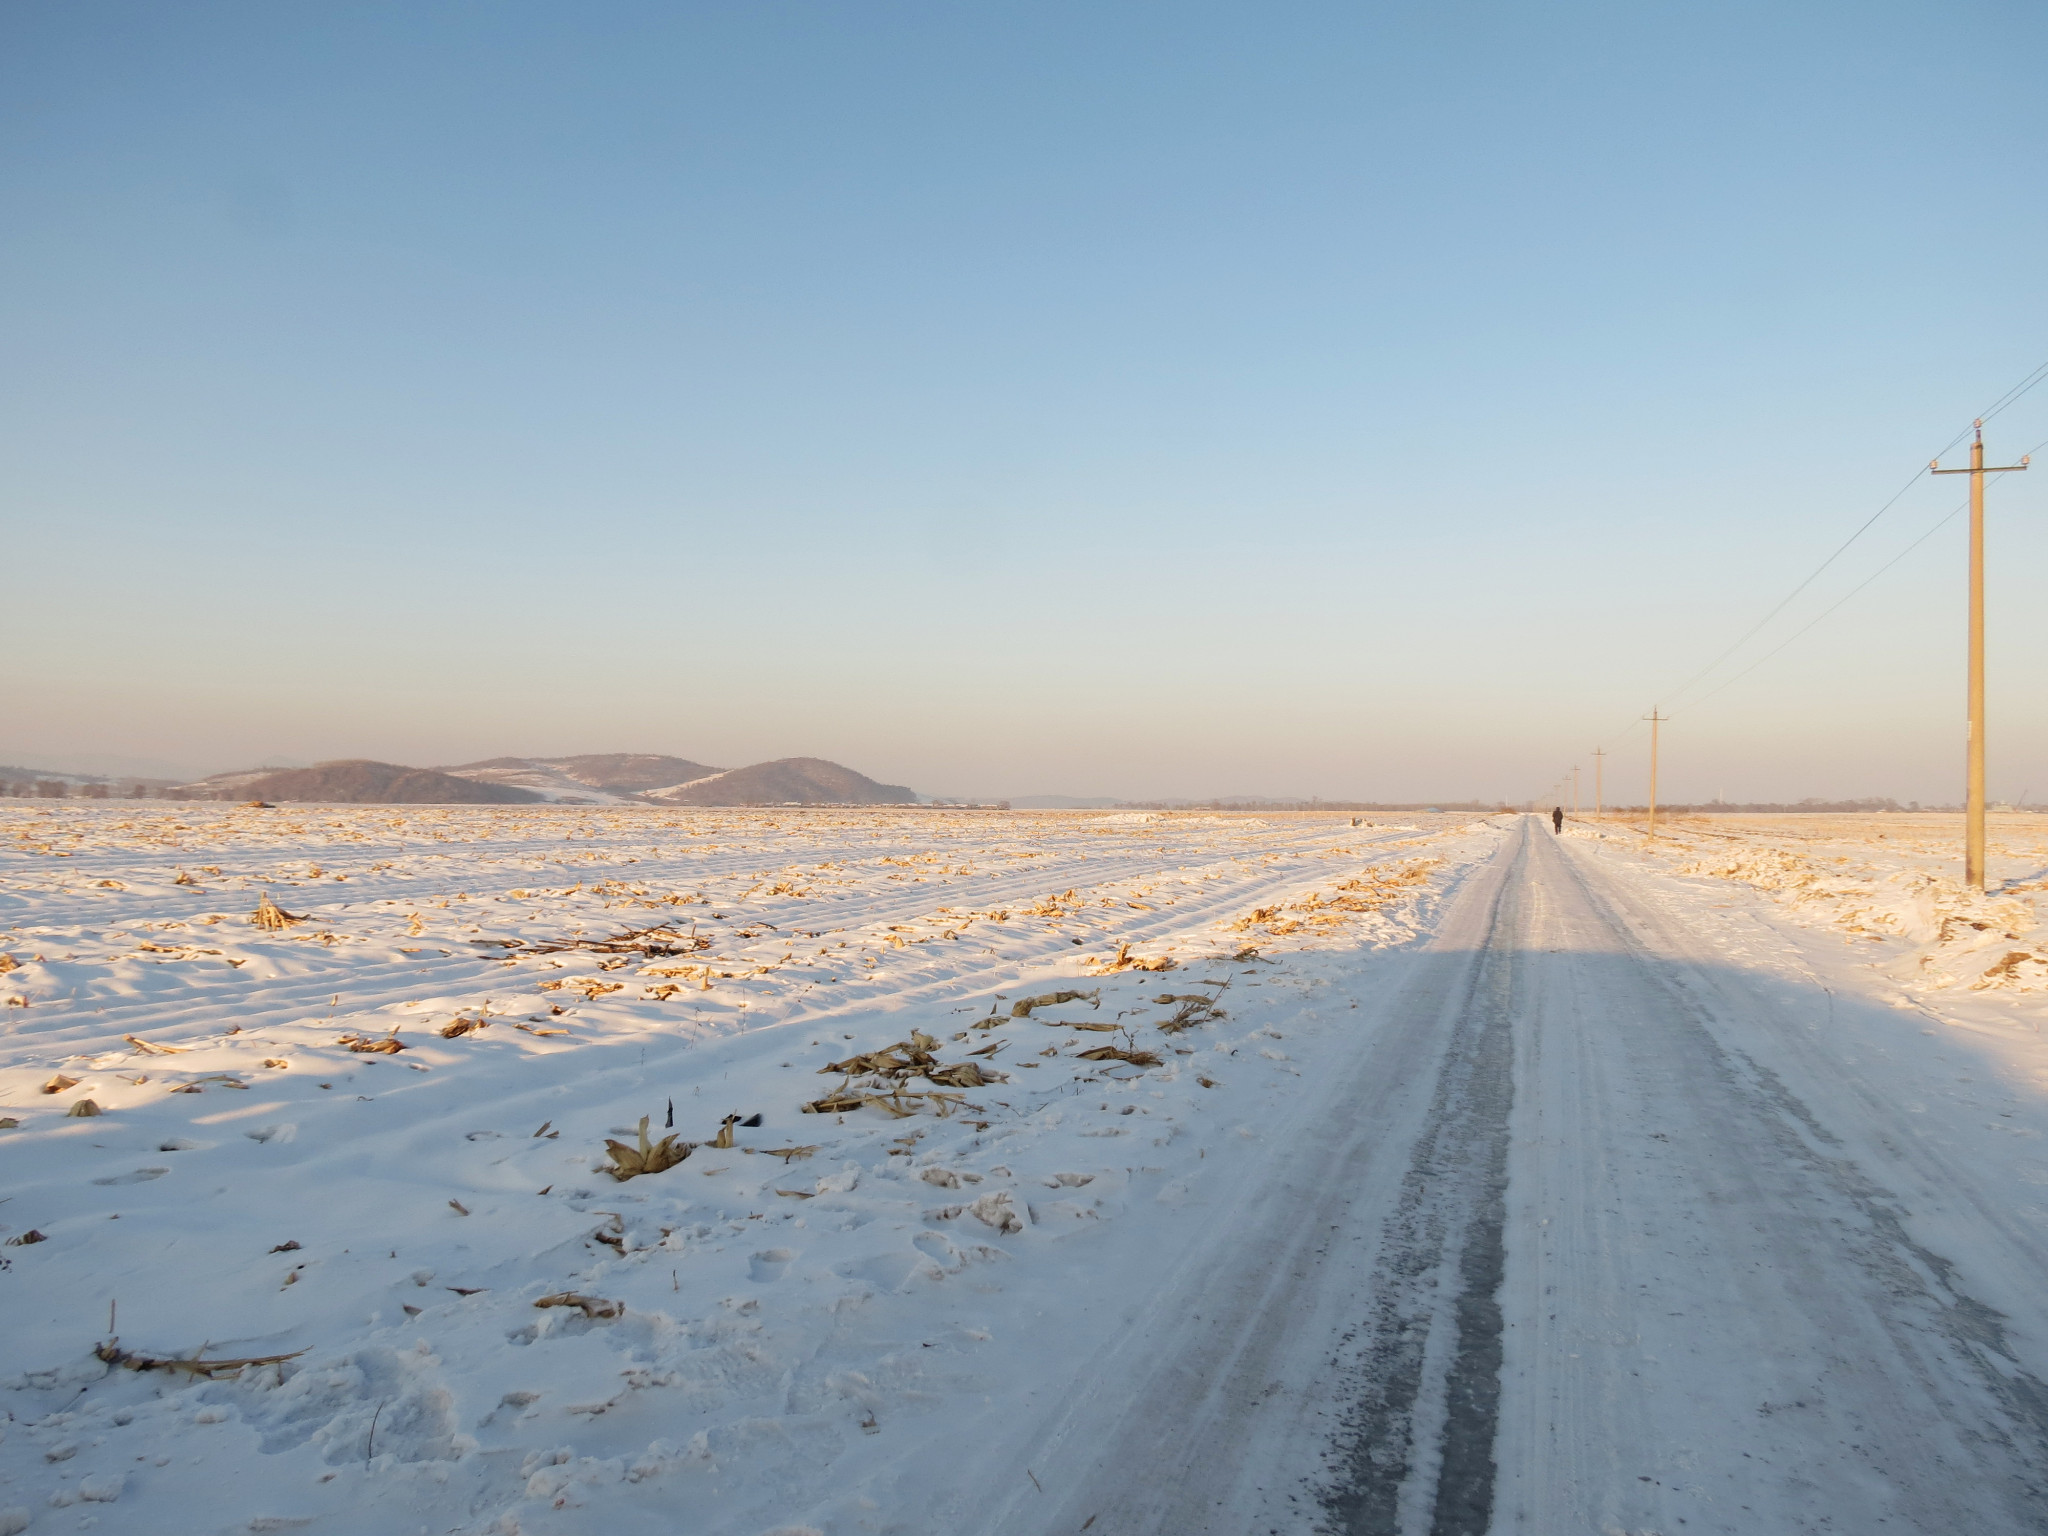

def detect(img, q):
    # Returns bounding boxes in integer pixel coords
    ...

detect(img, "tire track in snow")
[1527,830,2048,1528]
[1319,825,1521,1536]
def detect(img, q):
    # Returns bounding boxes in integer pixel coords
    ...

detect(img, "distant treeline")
[1117,799,1502,813]
[1594,798,2033,814]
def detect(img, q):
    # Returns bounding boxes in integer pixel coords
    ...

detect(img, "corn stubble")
[249,892,306,932]
[604,1115,690,1181]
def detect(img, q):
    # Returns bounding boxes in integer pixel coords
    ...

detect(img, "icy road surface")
[998,816,2048,1535]
[3,806,2047,1535]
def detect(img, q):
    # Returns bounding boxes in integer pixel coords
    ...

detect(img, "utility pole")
[1572,765,1580,816]
[1592,747,1605,820]
[1643,711,1666,840]
[1933,424,2029,890]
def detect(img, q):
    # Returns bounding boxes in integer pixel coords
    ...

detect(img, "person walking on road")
[1551,806,1564,834]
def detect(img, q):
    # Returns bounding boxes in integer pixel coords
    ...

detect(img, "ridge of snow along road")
[1571,811,2048,994]
[0,805,1502,1534]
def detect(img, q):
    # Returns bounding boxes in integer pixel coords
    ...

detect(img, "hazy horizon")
[0,744,2001,812]
[7,1,2045,809]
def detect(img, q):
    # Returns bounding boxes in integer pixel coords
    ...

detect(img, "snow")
[0,804,1491,1534]
[434,764,640,805]
[6,805,2045,1532]
[961,815,2048,1534]
[1601,810,2048,992]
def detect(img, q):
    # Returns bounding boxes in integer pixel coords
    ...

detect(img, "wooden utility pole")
[1592,747,1605,820]
[1572,765,1580,816]
[1933,424,2029,890]
[1643,711,1667,840]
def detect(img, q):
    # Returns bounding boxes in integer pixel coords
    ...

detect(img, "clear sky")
[5,1,2046,805]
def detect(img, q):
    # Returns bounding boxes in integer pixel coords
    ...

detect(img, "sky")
[4,0,2046,806]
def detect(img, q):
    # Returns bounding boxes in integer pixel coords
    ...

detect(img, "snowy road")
[987,818,2048,1536]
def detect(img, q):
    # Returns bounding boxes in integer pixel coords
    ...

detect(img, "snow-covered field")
[9,805,2048,1535]
[0,805,1495,1535]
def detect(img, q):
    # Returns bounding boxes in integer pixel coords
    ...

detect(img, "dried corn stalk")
[533,1291,623,1320]
[250,892,305,932]
[816,1029,1009,1097]
[123,1034,187,1055]
[1087,942,1175,974]
[604,1116,689,1181]
[95,1342,307,1378]
[1076,1045,1162,1067]
[1154,994,1224,1033]
[1977,950,2044,986]
[339,1033,405,1054]
[540,978,625,1001]
[924,1061,1005,1088]
[1009,989,1097,1018]
[819,1046,912,1076]
[527,924,707,959]
[802,1089,867,1115]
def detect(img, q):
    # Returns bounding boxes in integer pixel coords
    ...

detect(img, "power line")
[1658,469,1929,711]
[1657,355,2048,714]
[1685,502,1965,709]
[1565,363,2047,789]
[1975,355,2048,431]
[1679,433,2048,714]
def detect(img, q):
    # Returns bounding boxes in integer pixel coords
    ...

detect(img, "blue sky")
[5,1,2046,803]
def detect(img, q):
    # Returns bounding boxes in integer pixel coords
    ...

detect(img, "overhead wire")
[1658,470,1940,713]
[1576,361,2048,770]
[1679,433,2048,714]
[1655,354,2048,718]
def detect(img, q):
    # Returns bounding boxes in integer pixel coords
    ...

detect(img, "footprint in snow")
[92,1167,169,1185]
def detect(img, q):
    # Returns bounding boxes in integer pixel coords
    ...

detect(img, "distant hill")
[548,754,723,792]
[178,760,541,804]
[442,754,723,803]
[647,757,916,806]
[0,764,180,796]
[154,753,916,806]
